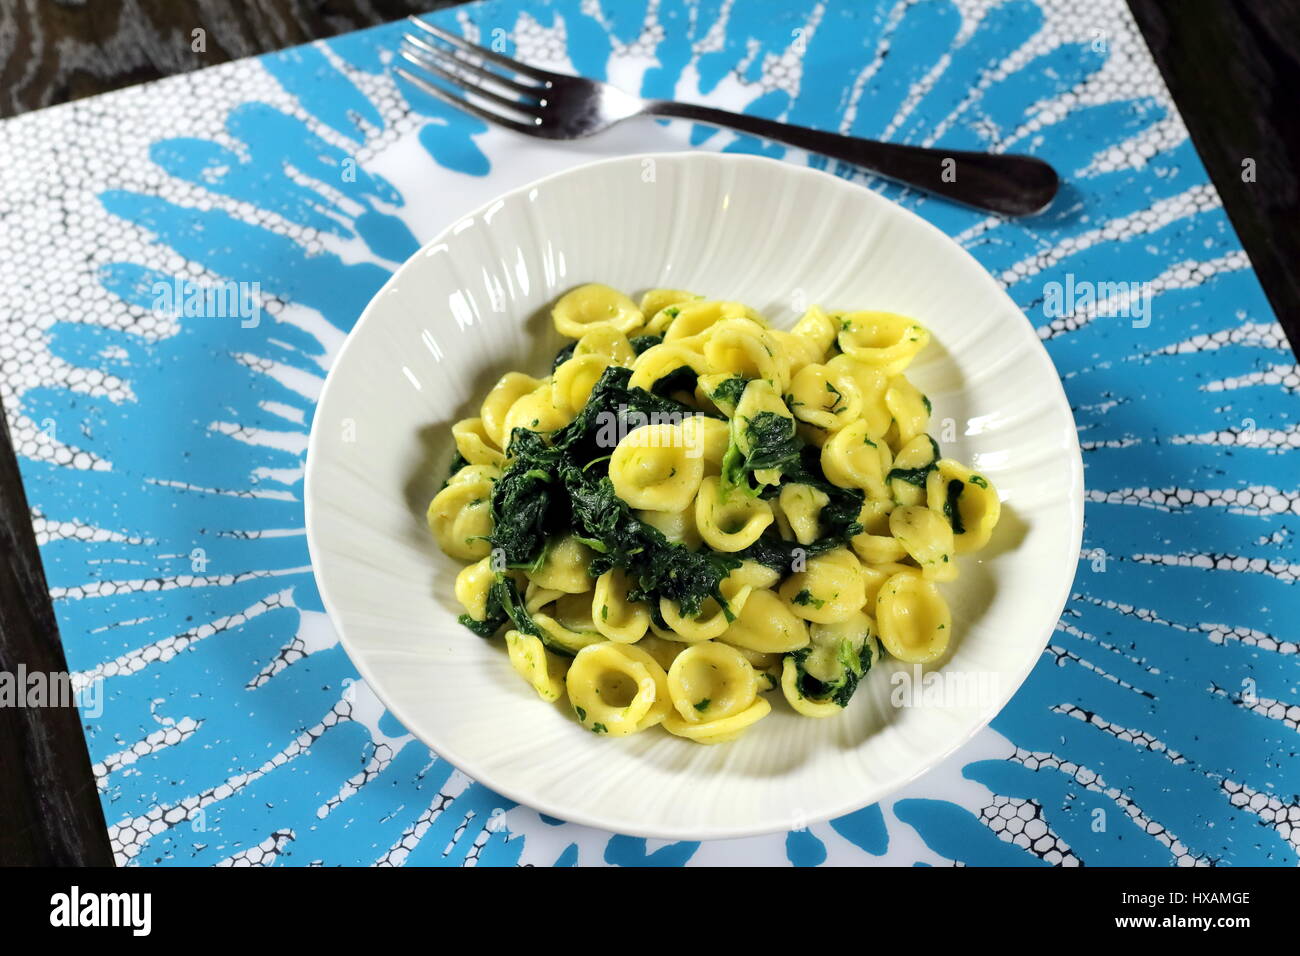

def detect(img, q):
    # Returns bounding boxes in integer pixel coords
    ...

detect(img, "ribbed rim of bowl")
[304,150,1085,841]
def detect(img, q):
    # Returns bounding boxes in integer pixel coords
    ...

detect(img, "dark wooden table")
[1,0,1296,866]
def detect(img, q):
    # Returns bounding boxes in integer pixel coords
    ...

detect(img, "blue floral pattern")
[0,0,1295,866]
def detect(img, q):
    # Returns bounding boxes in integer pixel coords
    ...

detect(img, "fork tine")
[407,17,556,85]
[403,32,541,100]
[394,58,538,136]
[400,41,540,116]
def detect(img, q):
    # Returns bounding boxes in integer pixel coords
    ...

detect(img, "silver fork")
[396,18,1059,217]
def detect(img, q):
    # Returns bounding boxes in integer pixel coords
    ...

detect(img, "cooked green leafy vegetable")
[649,363,699,399]
[442,450,469,488]
[786,623,876,707]
[709,375,750,412]
[720,410,802,498]
[886,435,941,488]
[629,334,663,354]
[473,366,740,635]
[551,341,577,371]
[943,478,966,535]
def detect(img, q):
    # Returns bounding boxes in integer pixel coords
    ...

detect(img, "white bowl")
[304,152,1084,840]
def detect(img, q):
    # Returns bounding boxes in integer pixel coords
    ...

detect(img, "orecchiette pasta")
[451,418,505,469]
[876,572,951,664]
[506,630,568,702]
[427,468,494,561]
[428,284,1003,744]
[552,355,610,416]
[695,475,774,551]
[666,641,759,723]
[822,420,892,499]
[480,371,541,449]
[776,483,831,545]
[609,422,705,512]
[778,547,866,624]
[566,642,671,735]
[574,326,637,366]
[837,310,930,376]
[593,568,650,644]
[889,505,957,582]
[529,535,596,594]
[926,460,1001,553]
[552,283,644,338]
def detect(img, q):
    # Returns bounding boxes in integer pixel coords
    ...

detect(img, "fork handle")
[643,101,1058,217]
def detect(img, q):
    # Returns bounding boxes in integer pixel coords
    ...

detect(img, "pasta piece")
[695,475,774,551]
[566,642,671,735]
[859,561,916,607]
[505,630,568,702]
[723,642,782,673]
[609,422,705,512]
[682,415,729,476]
[849,498,907,565]
[789,304,838,354]
[837,311,930,376]
[636,503,703,550]
[662,695,771,743]
[573,326,637,367]
[639,288,699,318]
[454,557,496,622]
[444,462,502,486]
[703,319,790,391]
[637,633,689,671]
[427,472,494,560]
[884,375,931,447]
[777,483,831,545]
[780,658,842,717]
[779,547,867,624]
[656,299,760,341]
[528,535,596,593]
[451,418,505,469]
[502,381,570,438]
[480,371,541,449]
[768,328,824,379]
[660,576,753,642]
[821,419,893,499]
[780,612,880,715]
[552,354,610,416]
[666,641,759,723]
[887,434,940,506]
[825,354,891,438]
[721,587,810,654]
[552,283,643,338]
[627,342,707,393]
[524,580,565,615]
[925,460,1001,553]
[889,505,957,582]
[592,568,650,643]
[787,362,862,432]
[876,572,952,663]
[532,591,603,655]
[729,559,782,591]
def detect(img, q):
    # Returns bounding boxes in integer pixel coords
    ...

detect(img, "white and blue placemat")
[1,0,1296,866]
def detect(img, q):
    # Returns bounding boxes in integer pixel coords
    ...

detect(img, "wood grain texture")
[0,0,453,118]
[1127,0,1300,355]
[0,411,114,866]
[0,0,1297,865]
